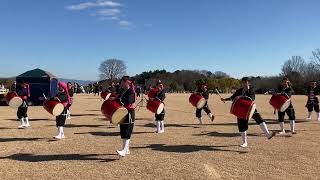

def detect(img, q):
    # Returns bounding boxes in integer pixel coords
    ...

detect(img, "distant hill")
[0,77,15,81]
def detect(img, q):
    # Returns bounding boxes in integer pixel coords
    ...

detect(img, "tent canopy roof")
[17,68,57,79]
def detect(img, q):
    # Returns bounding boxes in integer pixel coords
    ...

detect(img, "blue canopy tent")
[16,68,58,105]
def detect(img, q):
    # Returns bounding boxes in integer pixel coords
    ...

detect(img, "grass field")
[0,93,319,179]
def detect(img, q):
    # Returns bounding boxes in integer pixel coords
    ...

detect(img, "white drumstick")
[215,88,225,103]
[43,93,47,100]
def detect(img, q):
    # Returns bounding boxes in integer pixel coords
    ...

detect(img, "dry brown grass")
[0,93,319,180]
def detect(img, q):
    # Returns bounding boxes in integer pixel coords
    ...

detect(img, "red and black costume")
[116,87,136,139]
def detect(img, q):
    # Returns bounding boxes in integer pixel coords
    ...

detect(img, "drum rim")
[101,92,111,100]
[246,103,256,120]
[279,99,291,112]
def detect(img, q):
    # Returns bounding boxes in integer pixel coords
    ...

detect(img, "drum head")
[9,97,23,109]
[156,103,165,114]
[280,99,291,112]
[111,107,128,125]
[247,103,256,120]
[52,103,64,116]
[196,98,206,109]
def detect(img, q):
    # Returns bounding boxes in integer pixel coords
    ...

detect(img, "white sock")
[56,127,61,137]
[259,122,270,137]
[60,126,64,136]
[290,120,295,133]
[25,117,30,126]
[208,113,213,118]
[123,139,130,151]
[117,139,130,156]
[317,113,320,121]
[160,121,164,132]
[241,131,248,146]
[279,122,285,132]
[307,112,312,119]
[198,118,202,124]
[156,121,161,132]
[19,118,25,127]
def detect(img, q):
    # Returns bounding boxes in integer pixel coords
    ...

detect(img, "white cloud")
[97,9,121,16]
[118,20,131,27]
[66,1,135,28]
[66,1,121,11]
[99,16,119,21]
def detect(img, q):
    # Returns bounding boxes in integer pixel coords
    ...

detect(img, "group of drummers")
[5,76,320,157]
[6,82,74,140]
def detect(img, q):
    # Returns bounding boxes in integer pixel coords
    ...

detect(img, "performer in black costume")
[109,76,136,157]
[52,82,70,140]
[195,81,215,124]
[277,77,296,134]
[17,82,31,128]
[305,80,320,121]
[150,81,166,133]
[221,77,275,147]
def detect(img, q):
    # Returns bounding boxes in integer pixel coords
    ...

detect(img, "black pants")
[17,101,28,119]
[196,103,211,118]
[278,104,295,122]
[307,102,319,112]
[237,109,264,132]
[56,107,67,127]
[155,109,165,121]
[120,109,135,139]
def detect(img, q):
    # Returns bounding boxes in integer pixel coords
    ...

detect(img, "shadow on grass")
[71,114,100,117]
[75,131,154,137]
[87,110,101,112]
[0,137,45,142]
[75,131,120,137]
[137,122,203,129]
[193,131,261,138]
[133,144,247,154]
[4,118,51,122]
[0,153,117,162]
[64,124,113,128]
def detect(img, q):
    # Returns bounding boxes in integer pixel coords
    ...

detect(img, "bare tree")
[213,71,230,79]
[99,59,127,80]
[281,56,307,76]
[312,48,320,63]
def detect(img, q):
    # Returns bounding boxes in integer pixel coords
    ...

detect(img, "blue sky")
[0,0,319,80]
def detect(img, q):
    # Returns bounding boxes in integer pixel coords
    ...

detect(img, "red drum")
[230,96,256,120]
[101,91,111,100]
[148,88,158,99]
[5,92,23,108]
[269,94,291,112]
[147,100,165,114]
[189,93,206,109]
[43,100,64,116]
[101,100,128,125]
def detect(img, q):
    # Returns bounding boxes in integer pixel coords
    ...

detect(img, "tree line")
[99,49,320,94]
